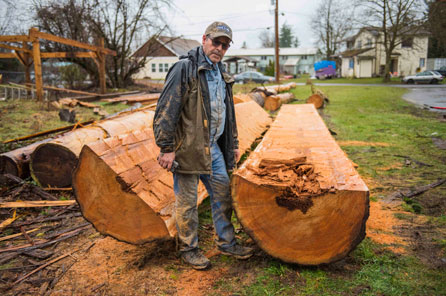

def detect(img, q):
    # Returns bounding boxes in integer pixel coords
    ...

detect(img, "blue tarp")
[314,60,336,71]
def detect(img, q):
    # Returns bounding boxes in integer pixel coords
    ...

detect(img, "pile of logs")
[233,82,297,112]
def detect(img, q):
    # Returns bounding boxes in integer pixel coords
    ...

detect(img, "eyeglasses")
[208,36,230,50]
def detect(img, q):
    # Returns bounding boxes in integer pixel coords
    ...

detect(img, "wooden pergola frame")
[0,28,116,101]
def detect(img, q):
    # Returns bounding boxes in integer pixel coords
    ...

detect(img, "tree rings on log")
[232,104,369,265]
[306,93,325,109]
[264,93,295,112]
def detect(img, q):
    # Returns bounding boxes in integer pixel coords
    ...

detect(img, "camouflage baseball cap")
[205,21,232,41]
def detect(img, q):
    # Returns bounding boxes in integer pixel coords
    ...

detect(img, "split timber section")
[73,100,272,244]
[232,104,369,265]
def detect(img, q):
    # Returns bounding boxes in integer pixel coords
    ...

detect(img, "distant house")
[132,36,201,80]
[223,48,322,76]
[339,27,429,78]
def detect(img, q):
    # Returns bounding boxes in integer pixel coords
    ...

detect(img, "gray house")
[223,47,322,76]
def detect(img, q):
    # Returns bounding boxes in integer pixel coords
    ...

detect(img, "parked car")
[233,71,274,84]
[434,66,446,77]
[402,70,443,84]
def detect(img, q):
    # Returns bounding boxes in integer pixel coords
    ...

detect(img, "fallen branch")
[393,155,433,167]
[12,212,81,228]
[2,120,95,144]
[0,225,89,253]
[0,227,40,242]
[384,179,446,203]
[0,200,76,208]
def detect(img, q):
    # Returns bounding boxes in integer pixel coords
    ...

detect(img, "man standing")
[153,22,253,270]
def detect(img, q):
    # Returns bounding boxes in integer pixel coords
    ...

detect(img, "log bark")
[248,92,265,107]
[264,93,295,112]
[0,138,51,178]
[73,101,272,244]
[232,104,369,265]
[30,110,155,187]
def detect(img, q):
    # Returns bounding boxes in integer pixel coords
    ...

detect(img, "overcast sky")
[163,0,320,49]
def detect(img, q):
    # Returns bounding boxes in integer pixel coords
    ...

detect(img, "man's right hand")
[157,152,176,171]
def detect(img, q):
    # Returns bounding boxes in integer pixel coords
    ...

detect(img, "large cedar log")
[30,110,155,187]
[73,101,272,244]
[264,93,295,112]
[232,104,369,265]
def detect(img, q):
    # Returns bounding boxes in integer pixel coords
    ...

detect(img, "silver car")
[402,70,443,84]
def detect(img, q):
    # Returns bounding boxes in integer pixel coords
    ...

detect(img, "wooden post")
[98,38,106,94]
[30,28,43,102]
[23,41,31,97]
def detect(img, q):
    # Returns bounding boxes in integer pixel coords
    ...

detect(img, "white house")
[133,36,201,80]
[223,47,322,76]
[340,27,429,78]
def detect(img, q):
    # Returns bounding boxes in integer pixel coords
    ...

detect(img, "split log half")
[232,104,369,265]
[30,110,155,188]
[235,101,272,154]
[73,102,272,244]
[264,93,296,112]
[0,138,52,178]
[306,93,325,109]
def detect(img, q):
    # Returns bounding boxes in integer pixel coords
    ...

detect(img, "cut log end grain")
[232,104,369,265]
[0,156,20,176]
[306,93,324,109]
[30,143,78,188]
[73,142,170,244]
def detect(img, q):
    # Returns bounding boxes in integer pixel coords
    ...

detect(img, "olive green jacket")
[153,46,238,174]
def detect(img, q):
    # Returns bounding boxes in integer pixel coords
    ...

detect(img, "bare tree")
[358,0,425,82]
[33,0,172,88]
[425,0,446,57]
[258,29,274,48]
[311,0,355,59]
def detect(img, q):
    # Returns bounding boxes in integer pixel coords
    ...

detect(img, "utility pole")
[274,0,280,83]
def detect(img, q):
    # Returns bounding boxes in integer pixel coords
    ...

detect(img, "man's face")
[202,34,230,64]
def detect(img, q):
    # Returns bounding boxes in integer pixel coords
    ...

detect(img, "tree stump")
[232,104,369,265]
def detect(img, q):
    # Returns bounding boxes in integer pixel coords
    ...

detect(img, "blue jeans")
[173,143,236,252]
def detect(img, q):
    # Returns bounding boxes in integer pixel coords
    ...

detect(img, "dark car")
[233,71,274,84]
[434,66,446,77]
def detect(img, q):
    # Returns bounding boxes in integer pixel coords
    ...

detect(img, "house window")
[366,38,372,47]
[347,41,354,49]
[151,64,156,72]
[402,38,413,48]
[419,58,425,68]
[349,58,354,69]
[159,63,163,72]
[281,56,288,60]
[261,56,267,60]
[164,63,169,71]
[357,40,362,49]
[302,55,307,60]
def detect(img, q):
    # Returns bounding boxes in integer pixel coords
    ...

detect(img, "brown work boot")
[218,244,254,259]
[180,248,211,270]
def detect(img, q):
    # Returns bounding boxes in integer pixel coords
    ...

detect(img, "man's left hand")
[234,149,241,162]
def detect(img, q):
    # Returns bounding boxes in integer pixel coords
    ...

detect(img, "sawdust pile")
[249,157,333,213]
